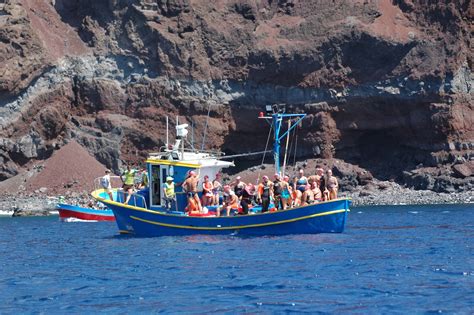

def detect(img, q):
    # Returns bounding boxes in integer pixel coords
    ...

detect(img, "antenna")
[166,116,169,147]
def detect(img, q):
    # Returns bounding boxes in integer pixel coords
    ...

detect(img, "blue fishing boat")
[92,107,351,236]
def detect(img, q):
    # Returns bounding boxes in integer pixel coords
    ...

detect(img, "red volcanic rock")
[26,140,108,195]
[0,0,472,195]
[452,161,474,178]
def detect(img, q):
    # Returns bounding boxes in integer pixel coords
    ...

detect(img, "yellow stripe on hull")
[130,209,347,230]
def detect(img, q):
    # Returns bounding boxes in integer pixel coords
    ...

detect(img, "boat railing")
[114,190,147,208]
[149,147,224,158]
[93,176,123,191]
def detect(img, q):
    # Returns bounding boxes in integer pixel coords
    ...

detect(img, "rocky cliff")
[0,0,472,193]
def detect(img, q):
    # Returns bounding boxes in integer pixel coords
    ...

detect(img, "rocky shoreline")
[1,182,472,217]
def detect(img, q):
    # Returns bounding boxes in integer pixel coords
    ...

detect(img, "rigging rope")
[201,102,212,150]
[282,119,291,177]
[292,125,298,168]
[257,123,273,184]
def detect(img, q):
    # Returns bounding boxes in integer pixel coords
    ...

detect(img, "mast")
[262,107,305,175]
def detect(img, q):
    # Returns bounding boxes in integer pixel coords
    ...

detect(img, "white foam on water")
[0,210,14,217]
[62,218,99,223]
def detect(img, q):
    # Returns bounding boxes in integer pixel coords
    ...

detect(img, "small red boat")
[57,203,115,221]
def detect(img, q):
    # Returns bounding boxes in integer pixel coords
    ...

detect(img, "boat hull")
[57,203,115,222]
[92,190,350,236]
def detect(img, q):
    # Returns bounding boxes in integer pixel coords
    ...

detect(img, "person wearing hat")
[100,169,114,201]
[257,175,273,213]
[163,176,176,211]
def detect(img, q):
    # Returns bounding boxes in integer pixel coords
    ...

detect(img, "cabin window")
[151,165,161,206]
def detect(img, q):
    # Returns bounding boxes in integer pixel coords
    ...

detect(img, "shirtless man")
[183,170,202,212]
[326,169,339,200]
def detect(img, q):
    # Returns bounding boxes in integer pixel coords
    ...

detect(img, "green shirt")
[122,169,136,185]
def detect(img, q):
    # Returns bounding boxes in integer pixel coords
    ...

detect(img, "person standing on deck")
[257,175,273,213]
[272,173,283,210]
[121,164,136,204]
[212,173,223,205]
[327,169,339,200]
[281,175,292,210]
[202,175,214,207]
[182,170,202,212]
[240,183,255,215]
[100,169,114,201]
[138,167,149,189]
[163,176,176,211]
[296,169,308,193]
[316,167,329,201]
[232,176,246,199]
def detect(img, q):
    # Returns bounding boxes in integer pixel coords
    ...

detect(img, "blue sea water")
[1,204,473,314]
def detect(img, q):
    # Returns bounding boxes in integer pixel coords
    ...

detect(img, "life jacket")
[164,182,175,198]
[186,198,198,212]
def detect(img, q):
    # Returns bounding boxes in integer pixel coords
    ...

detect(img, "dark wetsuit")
[234,183,245,198]
[240,189,253,215]
[320,176,326,192]
[261,182,271,213]
[273,179,283,210]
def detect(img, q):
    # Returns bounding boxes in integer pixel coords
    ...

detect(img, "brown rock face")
[0,0,472,193]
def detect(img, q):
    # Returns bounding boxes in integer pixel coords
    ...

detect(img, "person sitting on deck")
[121,164,136,204]
[186,196,201,215]
[201,175,214,207]
[217,185,239,217]
[257,175,273,213]
[100,169,114,201]
[326,169,339,200]
[311,180,322,202]
[301,184,315,206]
[292,184,302,207]
[182,170,202,213]
[163,176,176,211]
[212,173,223,206]
[296,169,308,192]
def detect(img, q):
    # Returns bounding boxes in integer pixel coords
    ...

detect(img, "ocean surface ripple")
[1,204,473,313]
